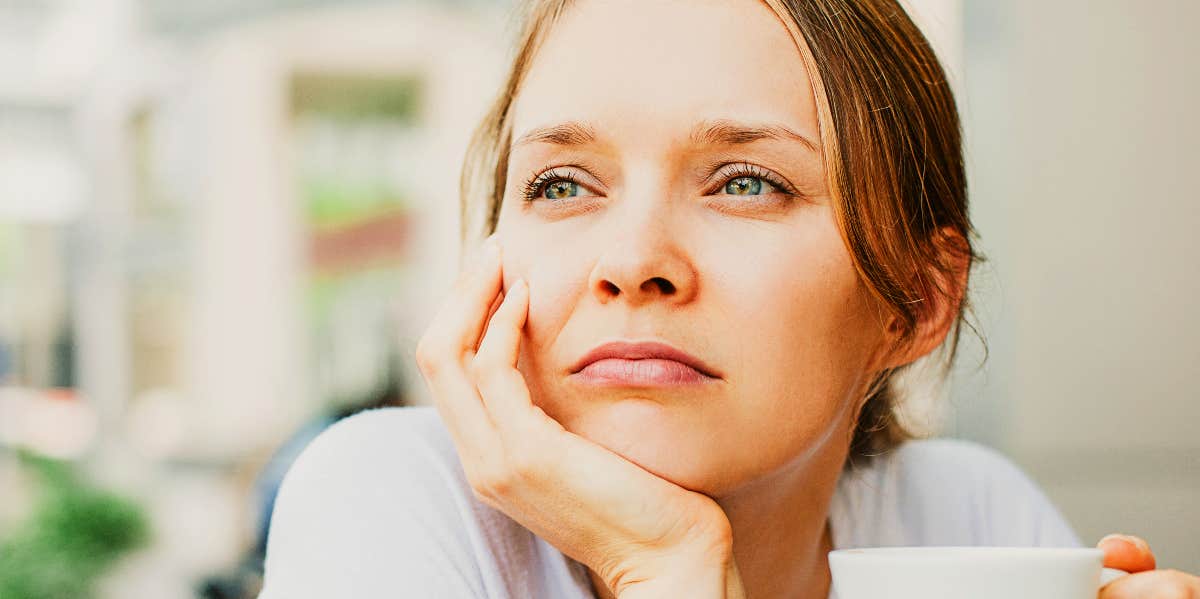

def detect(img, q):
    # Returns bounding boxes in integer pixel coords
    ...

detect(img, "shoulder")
[279,405,459,487]
[259,406,594,599]
[879,437,1038,491]
[832,438,1082,548]
[269,406,473,528]
[259,407,479,597]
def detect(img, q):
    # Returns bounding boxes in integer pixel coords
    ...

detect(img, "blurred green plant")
[302,177,409,230]
[0,451,150,599]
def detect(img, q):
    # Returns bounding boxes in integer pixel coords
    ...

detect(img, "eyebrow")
[510,119,819,152]
[690,119,819,153]
[512,122,598,148]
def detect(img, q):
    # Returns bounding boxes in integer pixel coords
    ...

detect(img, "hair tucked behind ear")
[460,0,984,468]
[763,0,982,466]
[459,0,573,243]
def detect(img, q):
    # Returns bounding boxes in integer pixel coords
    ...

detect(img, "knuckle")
[464,468,490,498]
[593,559,631,596]
[467,355,493,383]
[1166,571,1198,599]
[417,338,464,379]
[1150,572,1194,599]
[413,339,430,365]
[467,460,513,499]
[469,443,540,500]
[1162,586,1192,599]
[469,487,495,508]
[414,343,441,376]
[503,436,545,480]
[468,485,503,512]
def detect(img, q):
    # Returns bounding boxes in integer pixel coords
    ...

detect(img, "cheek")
[718,219,878,383]
[730,267,875,408]
[499,234,586,378]
[703,227,882,474]
[499,222,575,322]
[495,209,883,493]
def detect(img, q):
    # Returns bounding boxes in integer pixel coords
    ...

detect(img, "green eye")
[521,167,599,204]
[544,180,581,200]
[724,176,768,195]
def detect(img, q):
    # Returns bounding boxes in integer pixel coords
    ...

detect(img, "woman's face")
[496,0,889,496]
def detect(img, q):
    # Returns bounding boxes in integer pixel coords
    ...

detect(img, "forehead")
[510,0,819,147]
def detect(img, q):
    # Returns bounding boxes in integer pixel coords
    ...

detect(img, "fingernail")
[1100,534,1147,552]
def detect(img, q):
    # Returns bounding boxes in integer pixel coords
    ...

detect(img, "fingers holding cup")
[1098,534,1157,573]
[1099,568,1200,598]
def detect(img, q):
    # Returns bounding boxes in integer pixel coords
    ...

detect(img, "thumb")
[1097,534,1156,573]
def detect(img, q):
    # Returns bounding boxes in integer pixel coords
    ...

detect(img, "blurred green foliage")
[0,451,150,599]
[301,177,409,230]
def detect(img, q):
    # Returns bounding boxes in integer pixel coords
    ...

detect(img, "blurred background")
[0,0,1195,597]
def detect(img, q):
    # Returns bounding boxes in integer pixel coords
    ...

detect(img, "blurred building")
[2,1,508,596]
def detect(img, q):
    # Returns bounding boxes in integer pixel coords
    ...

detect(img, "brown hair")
[459,0,981,466]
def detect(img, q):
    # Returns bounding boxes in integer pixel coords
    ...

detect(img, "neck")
[587,442,846,599]
[717,445,843,599]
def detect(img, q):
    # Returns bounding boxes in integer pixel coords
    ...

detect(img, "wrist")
[608,544,745,599]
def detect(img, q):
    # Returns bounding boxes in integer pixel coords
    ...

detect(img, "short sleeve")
[256,407,488,599]
[908,439,1082,547]
[832,438,1083,549]
[944,440,1082,546]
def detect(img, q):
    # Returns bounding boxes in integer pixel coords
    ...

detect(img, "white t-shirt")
[258,406,1082,599]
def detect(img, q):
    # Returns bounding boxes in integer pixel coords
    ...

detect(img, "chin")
[561,397,736,496]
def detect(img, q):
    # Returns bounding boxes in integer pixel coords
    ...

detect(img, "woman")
[258,1,1198,597]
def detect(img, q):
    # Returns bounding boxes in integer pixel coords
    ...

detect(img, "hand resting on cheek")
[415,234,748,599]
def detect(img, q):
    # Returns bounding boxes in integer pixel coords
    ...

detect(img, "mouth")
[569,340,721,387]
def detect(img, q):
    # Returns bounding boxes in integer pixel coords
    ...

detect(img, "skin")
[496,0,882,596]
[1099,535,1200,599]
[416,0,1200,597]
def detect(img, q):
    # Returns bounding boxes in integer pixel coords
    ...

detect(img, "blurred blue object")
[198,359,408,599]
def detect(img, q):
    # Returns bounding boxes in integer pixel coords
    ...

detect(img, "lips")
[570,340,721,380]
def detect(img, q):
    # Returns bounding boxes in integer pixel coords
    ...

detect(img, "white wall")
[953,0,1200,572]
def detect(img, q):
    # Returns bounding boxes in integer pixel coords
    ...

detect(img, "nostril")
[645,277,675,294]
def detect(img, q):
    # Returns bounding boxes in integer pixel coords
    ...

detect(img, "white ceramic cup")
[828,546,1129,599]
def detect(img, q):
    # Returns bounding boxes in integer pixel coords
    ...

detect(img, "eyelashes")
[521,167,588,203]
[519,161,802,203]
[706,162,800,197]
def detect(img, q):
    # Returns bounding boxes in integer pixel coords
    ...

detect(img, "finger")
[476,289,506,352]
[426,236,503,360]
[422,281,501,449]
[472,278,543,432]
[425,362,500,465]
[419,236,503,455]
[448,234,496,296]
[1099,569,1200,598]
[1098,534,1157,573]
[476,278,528,371]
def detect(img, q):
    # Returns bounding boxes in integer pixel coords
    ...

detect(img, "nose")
[587,202,699,308]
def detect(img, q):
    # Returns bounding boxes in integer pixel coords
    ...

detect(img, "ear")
[877,227,972,370]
